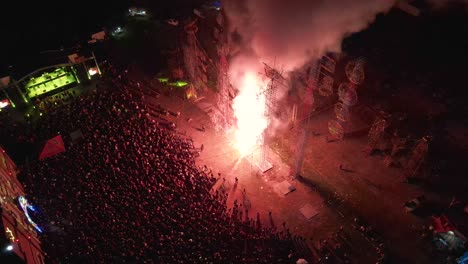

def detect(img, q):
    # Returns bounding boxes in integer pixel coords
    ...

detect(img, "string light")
[5,227,15,242]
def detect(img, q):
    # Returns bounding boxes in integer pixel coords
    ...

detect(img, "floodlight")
[0,100,10,109]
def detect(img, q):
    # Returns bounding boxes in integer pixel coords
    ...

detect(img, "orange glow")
[232,71,267,157]
[88,68,98,76]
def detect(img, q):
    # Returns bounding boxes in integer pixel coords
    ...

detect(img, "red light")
[0,99,10,109]
[88,68,98,76]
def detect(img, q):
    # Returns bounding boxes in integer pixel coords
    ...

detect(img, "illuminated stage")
[25,67,77,98]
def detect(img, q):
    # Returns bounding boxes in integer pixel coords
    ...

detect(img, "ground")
[128,68,445,263]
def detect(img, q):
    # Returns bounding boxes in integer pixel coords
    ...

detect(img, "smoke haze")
[223,0,396,71]
[222,0,397,150]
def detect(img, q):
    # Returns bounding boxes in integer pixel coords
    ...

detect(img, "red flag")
[39,135,65,160]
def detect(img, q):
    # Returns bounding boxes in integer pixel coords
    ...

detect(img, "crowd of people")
[16,64,306,263]
[34,89,77,113]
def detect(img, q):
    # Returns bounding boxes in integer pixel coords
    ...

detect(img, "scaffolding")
[293,54,339,177]
[403,136,430,179]
[182,18,210,92]
[215,46,236,132]
[317,55,336,97]
[253,62,284,172]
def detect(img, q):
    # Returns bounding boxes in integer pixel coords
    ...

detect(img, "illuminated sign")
[18,196,42,233]
[0,99,10,109]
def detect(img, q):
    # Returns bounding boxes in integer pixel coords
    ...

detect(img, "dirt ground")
[131,69,439,263]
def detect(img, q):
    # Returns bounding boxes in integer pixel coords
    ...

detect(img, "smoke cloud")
[222,0,397,153]
[223,0,396,71]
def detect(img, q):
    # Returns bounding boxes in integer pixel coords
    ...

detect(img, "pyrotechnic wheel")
[334,103,350,122]
[338,82,358,106]
[318,75,334,97]
[345,58,365,85]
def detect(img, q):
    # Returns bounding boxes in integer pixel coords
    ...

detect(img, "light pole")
[1,87,15,108]
[91,51,102,76]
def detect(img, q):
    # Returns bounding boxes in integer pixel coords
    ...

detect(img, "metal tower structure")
[293,54,338,177]
[253,62,284,172]
[182,18,210,92]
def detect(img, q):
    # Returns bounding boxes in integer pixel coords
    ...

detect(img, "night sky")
[0,0,205,77]
[0,1,127,77]
[2,0,468,90]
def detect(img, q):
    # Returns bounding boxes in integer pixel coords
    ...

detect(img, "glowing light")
[6,245,13,251]
[25,67,77,98]
[169,81,188,87]
[0,100,10,109]
[5,228,15,242]
[18,196,42,233]
[158,77,169,83]
[88,68,98,76]
[232,71,267,157]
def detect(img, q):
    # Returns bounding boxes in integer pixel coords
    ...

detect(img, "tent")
[432,215,456,234]
[39,135,65,160]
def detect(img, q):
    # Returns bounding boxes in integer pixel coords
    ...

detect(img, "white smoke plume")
[222,0,397,155]
[223,0,396,71]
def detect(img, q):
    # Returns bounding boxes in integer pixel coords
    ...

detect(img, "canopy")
[432,215,458,234]
[39,135,65,160]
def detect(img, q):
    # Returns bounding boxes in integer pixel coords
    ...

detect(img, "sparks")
[232,71,268,157]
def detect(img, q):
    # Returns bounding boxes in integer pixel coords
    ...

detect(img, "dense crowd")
[35,89,77,113]
[17,65,305,263]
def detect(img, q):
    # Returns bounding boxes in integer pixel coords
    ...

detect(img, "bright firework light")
[18,196,43,233]
[232,71,268,157]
